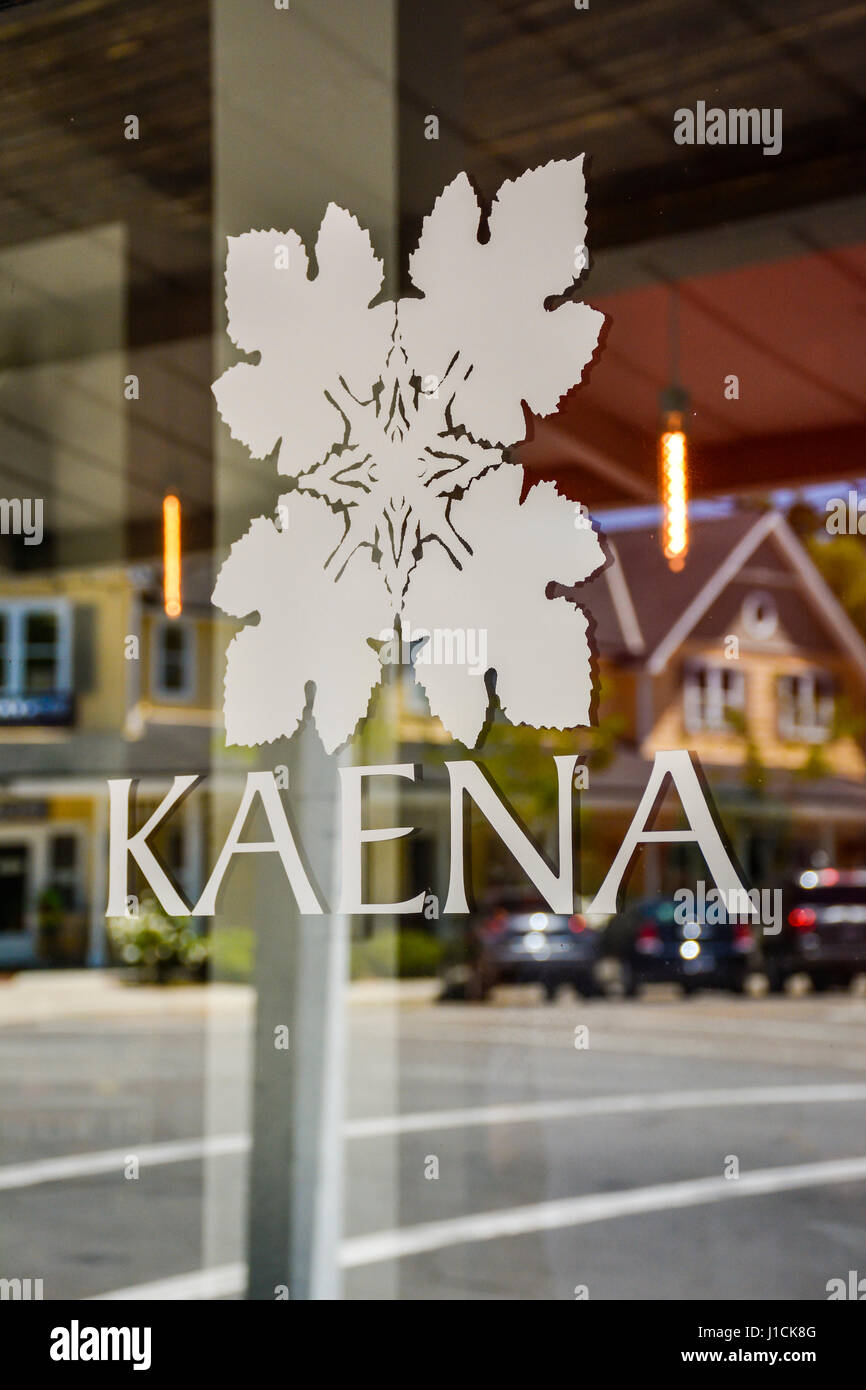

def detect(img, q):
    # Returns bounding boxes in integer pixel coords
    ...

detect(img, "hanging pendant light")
[163,493,182,617]
[659,384,689,573]
[659,284,689,572]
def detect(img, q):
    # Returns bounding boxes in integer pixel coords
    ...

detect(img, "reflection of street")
[2,980,866,1300]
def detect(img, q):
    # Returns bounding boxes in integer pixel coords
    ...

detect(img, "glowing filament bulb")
[163,494,182,617]
[659,413,688,572]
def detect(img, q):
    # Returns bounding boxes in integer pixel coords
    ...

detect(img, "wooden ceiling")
[0,0,210,280]
[453,0,866,502]
[0,0,862,554]
[461,0,866,246]
[519,234,866,506]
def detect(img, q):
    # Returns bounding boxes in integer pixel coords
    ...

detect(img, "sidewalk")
[0,969,438,1029]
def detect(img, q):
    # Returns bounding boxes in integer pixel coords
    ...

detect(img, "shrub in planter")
[107,896,209,983]
[350,928,442,980]
[208,925,255,983]
[36,887,66,963]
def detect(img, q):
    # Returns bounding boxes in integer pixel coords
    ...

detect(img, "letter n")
[443,756,578,914]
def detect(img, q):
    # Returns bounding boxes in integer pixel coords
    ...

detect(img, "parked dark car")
[762,869,866,991]
[450,892,601,1002]
[601,897,755,996]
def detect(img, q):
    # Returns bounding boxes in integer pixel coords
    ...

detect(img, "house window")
[683,662,745,733]
[24,611,59,693]
[0,601,71,698]
[49,834,79,910]
[153,620,195,700]
[778,672,835,742]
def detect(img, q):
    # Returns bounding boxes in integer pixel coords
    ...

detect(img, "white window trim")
[151,616,197,704]
[778,671,835,744]
[683,661,745,735]
[0,597,72,697]
[0,820,86,938]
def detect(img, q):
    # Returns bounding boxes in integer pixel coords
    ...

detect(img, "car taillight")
[568,914,586,934]
[483,911,507,937]
[788,906,816,931]
[635,923,662,954]
[733,922,753,951]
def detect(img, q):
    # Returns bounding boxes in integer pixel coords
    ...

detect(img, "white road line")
[0,1134,247,1192]
[340,1155,866,1268]
[92,1263,247,1301]
[2,1083,866,1192]
[359,1005,866,1047]
[366,1016,866,1048]
[343,1082,866,1138]
[93,1152,866,1295]
[354,1021,866,1068]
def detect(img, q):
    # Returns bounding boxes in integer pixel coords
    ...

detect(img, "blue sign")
[0,691,74,726]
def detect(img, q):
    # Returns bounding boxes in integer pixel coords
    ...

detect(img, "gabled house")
[0,558,218,967]
[580,509,866,896]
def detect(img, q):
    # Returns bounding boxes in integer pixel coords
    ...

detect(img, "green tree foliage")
[806,532,866,640]
[785,497,866,639]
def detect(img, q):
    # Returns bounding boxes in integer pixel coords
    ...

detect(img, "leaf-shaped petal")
[404,467,604,745]
[213,214,392,476]
[224,229,309,355]
[406,173,482,292]
[213,495,394,753]
[314,203,389,310]
[398,159,604,446]
[211,360,282,460]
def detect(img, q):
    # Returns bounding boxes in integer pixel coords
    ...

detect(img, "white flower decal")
[212,158,606,752]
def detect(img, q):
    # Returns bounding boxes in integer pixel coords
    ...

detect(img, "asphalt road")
[2,982,866,1300]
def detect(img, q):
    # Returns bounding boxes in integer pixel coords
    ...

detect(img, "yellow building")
[2,507,864,963]
[0,555,220,966]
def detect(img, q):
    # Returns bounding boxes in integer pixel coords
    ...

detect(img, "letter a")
[673,108,694,145]
[587,750,748,916]
[194,772,322,915]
